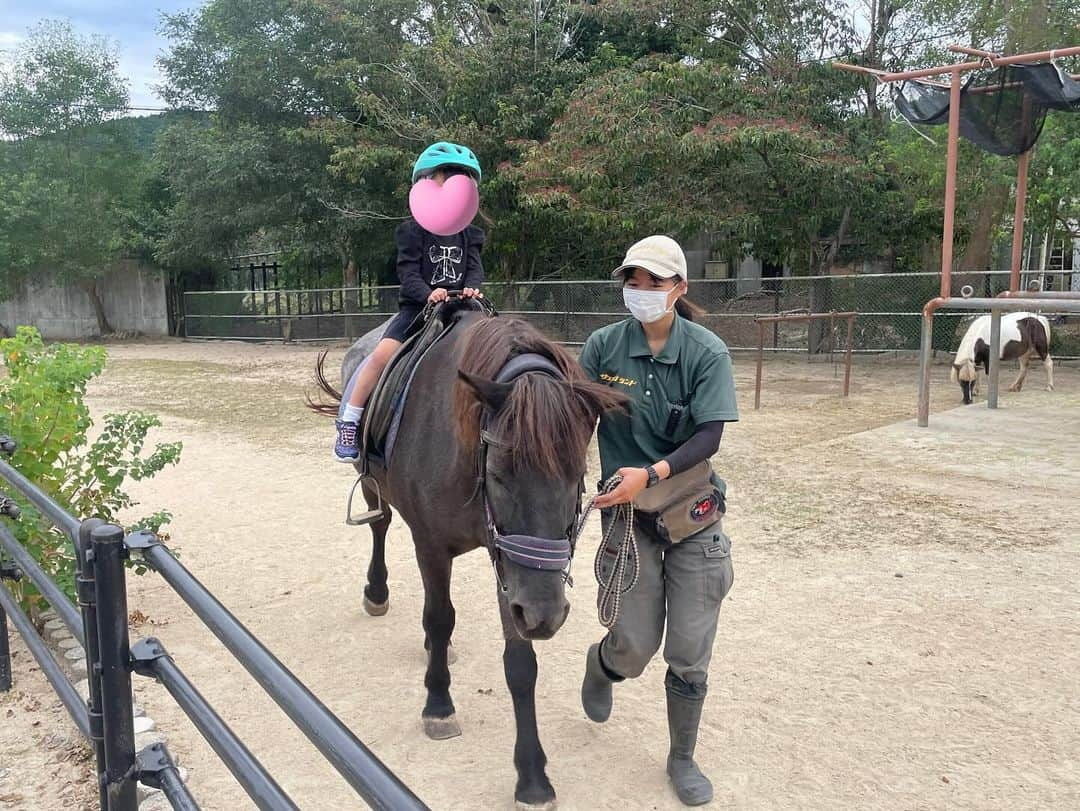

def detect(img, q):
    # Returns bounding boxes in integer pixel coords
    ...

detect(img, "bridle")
[476,353,580,592]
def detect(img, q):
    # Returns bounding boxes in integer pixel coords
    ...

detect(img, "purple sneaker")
[334,419,360,462]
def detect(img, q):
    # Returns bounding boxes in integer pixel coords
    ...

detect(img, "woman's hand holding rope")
[593,466,649,508]
[575,474,639,629]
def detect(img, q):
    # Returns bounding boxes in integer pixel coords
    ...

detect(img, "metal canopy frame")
[835,44,1080,425]
[836,44,1080,297]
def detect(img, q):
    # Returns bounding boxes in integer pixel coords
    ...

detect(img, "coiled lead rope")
[573,475,638,629]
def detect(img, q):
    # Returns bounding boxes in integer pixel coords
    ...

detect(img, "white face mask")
[623,287,674,323]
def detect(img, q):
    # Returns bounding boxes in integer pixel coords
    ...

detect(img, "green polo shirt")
[580,315,739,486]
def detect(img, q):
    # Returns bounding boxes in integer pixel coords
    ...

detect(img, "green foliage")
[5,1,1079,293]
[0,19,127,139]
[1027,115,1080,246]
[0,327,182,611]
[514,58,872,266]
[0,20,149,332]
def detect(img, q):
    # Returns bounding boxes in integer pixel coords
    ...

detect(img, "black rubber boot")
[581,642,620,722]
[666,673,713,806]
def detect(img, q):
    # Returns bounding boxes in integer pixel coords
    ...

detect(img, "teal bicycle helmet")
[411,141,482,183]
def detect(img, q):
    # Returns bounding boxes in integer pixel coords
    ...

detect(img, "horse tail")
[305,350,343,417]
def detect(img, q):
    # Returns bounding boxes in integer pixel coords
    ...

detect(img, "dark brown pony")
[313,307,624,808]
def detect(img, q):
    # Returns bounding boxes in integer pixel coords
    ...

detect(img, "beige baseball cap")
[611,235,687,282]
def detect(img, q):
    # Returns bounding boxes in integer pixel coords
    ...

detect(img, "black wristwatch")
[645,465,660,488]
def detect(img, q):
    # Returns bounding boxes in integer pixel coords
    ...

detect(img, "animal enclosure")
[3,340,1078,811]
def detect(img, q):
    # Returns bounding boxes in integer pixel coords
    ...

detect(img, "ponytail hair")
[675,296,705,322]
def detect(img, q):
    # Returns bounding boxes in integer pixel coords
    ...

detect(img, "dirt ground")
[3,339,1078,811]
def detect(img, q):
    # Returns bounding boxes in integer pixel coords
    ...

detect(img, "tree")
[1027,114,1080,253]
[148,0,1076,291]
[0,20,140,334]
[155,0,386,298]
[154,0,612,283]
[514,57,876,270]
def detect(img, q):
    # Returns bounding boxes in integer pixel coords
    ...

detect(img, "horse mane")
[452,318,626,478]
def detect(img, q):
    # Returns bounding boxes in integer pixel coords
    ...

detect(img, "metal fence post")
[754,321,764,410]
[843,314,855,397]
[77,519,110,811]
[0,600,10,692]
[0,558,19,692]
[91,523,138,811]
[988,309,1002,409]
[917,311,934,427]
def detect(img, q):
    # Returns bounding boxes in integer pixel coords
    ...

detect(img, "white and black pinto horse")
[951,312,1054,404]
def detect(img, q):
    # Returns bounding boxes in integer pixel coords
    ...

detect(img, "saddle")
[359,296,494,467]
[347,296,496,526]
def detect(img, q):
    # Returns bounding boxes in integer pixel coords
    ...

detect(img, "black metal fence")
[0,437,427,811]
[181,270,1080,353]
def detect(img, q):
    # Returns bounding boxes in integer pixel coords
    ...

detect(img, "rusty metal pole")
[917,301,942,427]
[988,309,1003,409]
[754,321,764,411]
[843,314,854,398]
[828,311,836,364]
[1010,149,1031,293]
[941,69,963,300]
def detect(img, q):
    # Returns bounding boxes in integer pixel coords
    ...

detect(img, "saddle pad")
[383,336,446,463]
[361,308,454,460]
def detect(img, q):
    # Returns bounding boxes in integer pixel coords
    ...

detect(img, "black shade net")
[893,63,1080,156]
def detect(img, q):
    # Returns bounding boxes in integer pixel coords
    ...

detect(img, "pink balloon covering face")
[408,175,480,236]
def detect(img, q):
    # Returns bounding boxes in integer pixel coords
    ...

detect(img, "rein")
[572,475,638,629]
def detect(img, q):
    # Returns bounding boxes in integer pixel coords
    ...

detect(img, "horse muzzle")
[495,536,573,639]
[509,596,571,640]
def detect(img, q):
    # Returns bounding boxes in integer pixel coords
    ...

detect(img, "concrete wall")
[737,256,764,296]
[0,261,168,339]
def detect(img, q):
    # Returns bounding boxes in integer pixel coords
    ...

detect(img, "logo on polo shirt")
[599,372,637,388]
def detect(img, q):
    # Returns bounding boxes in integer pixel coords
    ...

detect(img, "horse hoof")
[363,596,389,617]
[426,644,458,665]
[515,801,557,811]
[1047,385,1054,392]
[423,714,462,740]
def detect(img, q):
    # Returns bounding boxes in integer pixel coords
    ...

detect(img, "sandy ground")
[0,640,96,811]
[3,339,1078,811]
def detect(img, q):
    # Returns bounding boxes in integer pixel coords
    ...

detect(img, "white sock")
[341,404,364,423]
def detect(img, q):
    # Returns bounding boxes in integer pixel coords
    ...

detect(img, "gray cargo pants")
[597,511,733,688]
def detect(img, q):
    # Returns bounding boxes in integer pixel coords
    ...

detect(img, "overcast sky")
[0,0,201,111]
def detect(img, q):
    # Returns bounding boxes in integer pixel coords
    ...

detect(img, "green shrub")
[0,326,181,612]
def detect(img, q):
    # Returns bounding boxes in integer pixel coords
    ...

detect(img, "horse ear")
[457,370,513,412]
[570,379,630,419]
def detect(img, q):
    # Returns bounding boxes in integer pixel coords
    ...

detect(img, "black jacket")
[396,219,486,307]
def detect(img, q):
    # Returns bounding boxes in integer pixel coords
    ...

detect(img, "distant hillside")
[100,110,211,155]
[0,110,209,156]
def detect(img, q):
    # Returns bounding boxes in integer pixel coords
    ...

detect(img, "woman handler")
[578,235,738,806]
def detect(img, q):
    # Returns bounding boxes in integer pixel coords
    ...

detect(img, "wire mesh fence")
[182,270,1080,355]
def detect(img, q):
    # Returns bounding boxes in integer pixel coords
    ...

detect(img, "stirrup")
[346,474,385,526]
